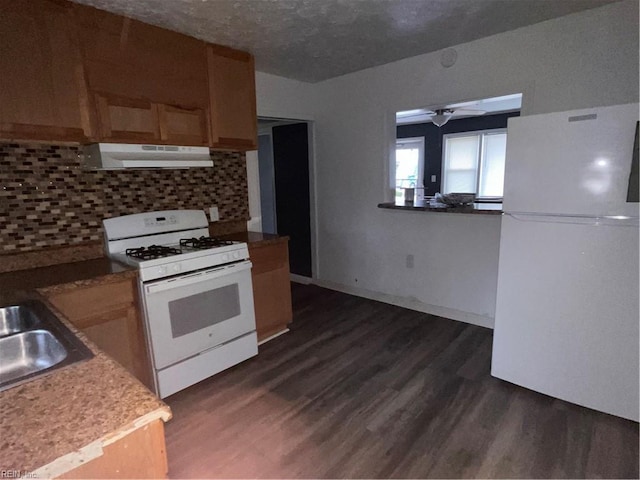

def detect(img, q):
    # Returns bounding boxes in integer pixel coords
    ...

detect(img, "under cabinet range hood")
[84,143,213,169]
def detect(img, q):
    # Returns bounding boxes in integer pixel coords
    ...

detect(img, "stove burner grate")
[179,236,235,250]
[126,245,182,260]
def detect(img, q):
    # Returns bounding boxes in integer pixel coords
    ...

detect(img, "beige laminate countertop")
[0,257,171,477]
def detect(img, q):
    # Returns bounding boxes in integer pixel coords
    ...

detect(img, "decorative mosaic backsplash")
[0,141,248,253]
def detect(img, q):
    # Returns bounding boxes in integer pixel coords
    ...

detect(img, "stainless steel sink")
[0,330,68,383]
[0,304,41,337]
[0,300,93,391]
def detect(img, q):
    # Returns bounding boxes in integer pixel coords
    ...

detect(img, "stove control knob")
[172,264,182,273]
[233,251,240,259]
[158,266,168,276]
[222,253,230,262]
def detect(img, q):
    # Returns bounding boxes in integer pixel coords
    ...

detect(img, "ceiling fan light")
[431,113,451,127]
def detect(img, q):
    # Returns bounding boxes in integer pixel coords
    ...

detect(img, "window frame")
[441,128,507,199]
[395,136,425,190]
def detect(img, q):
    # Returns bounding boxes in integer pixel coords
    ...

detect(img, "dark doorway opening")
[258,120,312,278]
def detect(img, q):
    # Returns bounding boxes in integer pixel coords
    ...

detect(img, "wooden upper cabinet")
[157,104,209,146]
[0,0,92,141]
[95,94,209,145]
[0,1,257,148]
[96,94,161,143]
[207,45,258,150]
[73,3,211,146]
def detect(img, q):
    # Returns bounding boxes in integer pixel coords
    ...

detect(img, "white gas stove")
[103,209,249,281]
[103,210,258,398]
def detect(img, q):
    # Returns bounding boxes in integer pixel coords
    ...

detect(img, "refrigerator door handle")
[505,212,640,227]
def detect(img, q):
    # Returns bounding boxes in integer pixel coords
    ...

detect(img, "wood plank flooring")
[164,284,639,478]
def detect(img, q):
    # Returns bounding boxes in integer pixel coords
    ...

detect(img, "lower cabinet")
[58,419,167,479]
[44,277,153,390]
[249,240,293,342]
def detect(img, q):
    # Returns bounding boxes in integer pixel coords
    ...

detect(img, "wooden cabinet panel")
[96,94,160,142]
[157,104,209,146]
[249,241,292,342]
[96,95,209,145]
[46,278,153,390]
[0,0,92,141]
[73,3,209,111]
[1,1,257,147]
[59,419,168,479]
[207,46,258,150]
[73,3,211,146]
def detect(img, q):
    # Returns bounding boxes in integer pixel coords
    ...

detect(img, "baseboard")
[290,273,313,285]
[313,279,494,330]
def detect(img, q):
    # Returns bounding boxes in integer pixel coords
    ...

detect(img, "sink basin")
[0,330,67,384]
[0,300,93,391]
[0,304,41,337]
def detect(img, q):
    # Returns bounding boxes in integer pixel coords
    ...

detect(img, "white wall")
[255,71,318,120]
[306,0,639,328]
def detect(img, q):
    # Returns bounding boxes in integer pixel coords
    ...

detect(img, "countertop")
[0,257,171,477]
[220,230,290,247]
[378,199,503,215]
[0,256,136,292]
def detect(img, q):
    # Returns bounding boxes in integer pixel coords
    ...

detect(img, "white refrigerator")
[491,103,639,422]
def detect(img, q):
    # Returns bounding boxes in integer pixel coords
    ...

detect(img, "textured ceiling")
[71,0,617,82]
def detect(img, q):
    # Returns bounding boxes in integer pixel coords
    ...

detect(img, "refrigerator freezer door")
[491,214,639,421]
[503,103,639,217]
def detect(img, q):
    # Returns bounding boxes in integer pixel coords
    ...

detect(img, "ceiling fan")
[424,107,486,127]
[395,105,487,127]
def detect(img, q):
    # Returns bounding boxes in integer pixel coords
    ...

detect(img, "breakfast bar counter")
[378,199,503,215]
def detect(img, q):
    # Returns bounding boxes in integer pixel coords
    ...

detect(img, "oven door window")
[143,262,256,369]
[169,284,241,338]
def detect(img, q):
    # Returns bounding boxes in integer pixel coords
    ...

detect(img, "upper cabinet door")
[207,46,258,150]
[96,93,161,143]
[157,104,209,146]
[73,3,210,146]
[0,0,92,142]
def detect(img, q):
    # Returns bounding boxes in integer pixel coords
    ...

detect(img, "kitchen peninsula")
[378,199,503,215]
[0,260,171,479]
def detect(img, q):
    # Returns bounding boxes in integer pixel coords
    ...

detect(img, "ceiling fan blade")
[450,108,486,116]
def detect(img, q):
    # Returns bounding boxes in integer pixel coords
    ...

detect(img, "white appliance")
[85,143,213,169]
[491,103,639,422]
[103,210,258,398]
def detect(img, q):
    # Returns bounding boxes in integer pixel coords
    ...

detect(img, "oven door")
[142,260,256,370]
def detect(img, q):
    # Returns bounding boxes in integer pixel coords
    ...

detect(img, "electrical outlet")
[406,254,414,269]
[209,206,219,222]
[431,175,437,182]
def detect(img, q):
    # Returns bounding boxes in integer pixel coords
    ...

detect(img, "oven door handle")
[145,260,252,294]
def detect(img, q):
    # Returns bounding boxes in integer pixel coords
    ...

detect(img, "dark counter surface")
[378,199,503,215]
[220,230,290,247]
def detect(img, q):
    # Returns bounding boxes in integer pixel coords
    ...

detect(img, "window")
[442,129,507,198]
[395,137,424,197]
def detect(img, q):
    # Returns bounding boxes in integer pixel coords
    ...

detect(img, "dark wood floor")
[164,284,639,479]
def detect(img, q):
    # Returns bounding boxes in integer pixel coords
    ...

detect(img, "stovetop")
[103,210,250,281]
[124,237,236,260]
[179,236,235,250]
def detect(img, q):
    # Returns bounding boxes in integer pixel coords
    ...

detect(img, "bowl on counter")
[435,192,477,206]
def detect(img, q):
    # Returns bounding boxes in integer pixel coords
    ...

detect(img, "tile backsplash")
[0,141,249,253]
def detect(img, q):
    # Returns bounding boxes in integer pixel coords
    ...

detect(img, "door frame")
[252,116,318,280]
